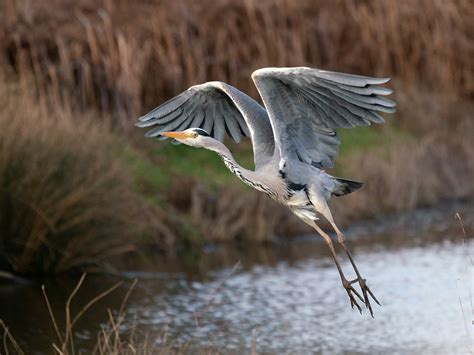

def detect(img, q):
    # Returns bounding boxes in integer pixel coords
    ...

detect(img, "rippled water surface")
[1,204,473,354]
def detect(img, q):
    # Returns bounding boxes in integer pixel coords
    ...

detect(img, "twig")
[455,213,467,244]
[63,273,87,354]
[42,284,63,344]
[455,213,472,266]
[2,323,8,355]
[0,320,25,355]
[251,328,258,355]
[52,343,64,354]
[455,213,473,351]
[70,280,123,329]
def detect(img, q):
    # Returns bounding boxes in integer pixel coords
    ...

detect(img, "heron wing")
[137,81,274,169]
[252,67,396,169]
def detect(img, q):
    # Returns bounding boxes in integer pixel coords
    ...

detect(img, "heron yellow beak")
[160,131,193,139]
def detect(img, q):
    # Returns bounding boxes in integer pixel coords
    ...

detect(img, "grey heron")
[136,67,396,316]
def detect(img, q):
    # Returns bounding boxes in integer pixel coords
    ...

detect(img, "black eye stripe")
[191,128,211,137]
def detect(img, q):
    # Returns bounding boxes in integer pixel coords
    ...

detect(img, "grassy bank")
[0,0,473,276]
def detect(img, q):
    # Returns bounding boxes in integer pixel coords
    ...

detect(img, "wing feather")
[137,81,275,169]
[252,67,396,169]
[138,93,191,122]
[202,105,215,135]
[189,109,205,130]
[137,82,250,144]
[135,108,184,127]
[144,111,191,137]
[221,100,242,143]
[231,109,251,137]
[213,100,226,142]
[307,86,371,125]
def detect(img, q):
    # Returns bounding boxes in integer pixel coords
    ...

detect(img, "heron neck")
[208,141,277,198]
[208,142,253,182]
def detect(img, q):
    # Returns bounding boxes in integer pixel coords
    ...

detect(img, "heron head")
[160,128,213,148]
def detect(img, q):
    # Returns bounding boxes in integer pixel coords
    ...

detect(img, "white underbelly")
[285,189,319,221]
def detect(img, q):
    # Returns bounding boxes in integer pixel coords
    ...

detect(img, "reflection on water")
[0,203,473,354]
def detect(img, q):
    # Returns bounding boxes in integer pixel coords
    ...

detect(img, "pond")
[0,202,472,354]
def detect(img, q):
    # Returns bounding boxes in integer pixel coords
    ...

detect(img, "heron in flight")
[136,67,395,316]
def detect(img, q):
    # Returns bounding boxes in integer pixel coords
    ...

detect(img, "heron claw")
[342,279,363,313]
[343,277,380,317]
[356,277,380,317]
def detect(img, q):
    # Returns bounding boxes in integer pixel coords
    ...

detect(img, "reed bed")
[1,0,472,119]
[0,78,173,275]
[0,0,473,273]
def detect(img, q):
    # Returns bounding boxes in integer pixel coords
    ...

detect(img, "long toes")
[343,280,364,303]
[342,281,365,313]
[357,279,381,317]
[351,287,365,304]
[362,291,374,317]
[346,289,362,313]
[353,299,362,314]
[366,285,381,306]
[359,280,371,303]
[360,279,381,306]
[343,277,380,316]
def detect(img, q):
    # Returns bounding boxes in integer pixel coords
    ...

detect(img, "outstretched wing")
[136,81,275,169]
[252,67,396,169]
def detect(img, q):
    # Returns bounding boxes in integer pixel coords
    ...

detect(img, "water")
[0,204,473,354]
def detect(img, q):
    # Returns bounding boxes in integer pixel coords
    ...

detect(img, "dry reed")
[0,77,173,275]
[0,274,187,354]
[1,0,472,120]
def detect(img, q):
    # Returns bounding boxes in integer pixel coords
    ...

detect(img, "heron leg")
[329,221,381,317]
[305,219,364,313]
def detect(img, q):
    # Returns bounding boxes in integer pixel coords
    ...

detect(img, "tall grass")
[1,0,472,119]
[0,78,170,275]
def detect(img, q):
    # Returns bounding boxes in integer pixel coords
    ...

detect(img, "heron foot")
[342,278,364,313]
[336,233,381,317]
[349,276,380,317]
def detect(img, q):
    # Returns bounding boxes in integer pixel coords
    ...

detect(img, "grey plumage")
[136,67,396,316]
[251,67,395,169]
[137,82,251,142]
[137,80,273,169]
[137,66,395,173]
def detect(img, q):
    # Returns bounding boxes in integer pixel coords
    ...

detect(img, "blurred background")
[0,0,472,353]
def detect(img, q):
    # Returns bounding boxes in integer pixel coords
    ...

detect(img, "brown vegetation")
[0,0,473,272]
[1,0,472,117]
[332,91,474,222]
[1,274,189,354]
[0,78,173,275]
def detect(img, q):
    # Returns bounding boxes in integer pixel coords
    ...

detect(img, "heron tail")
[332,177,364,196]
